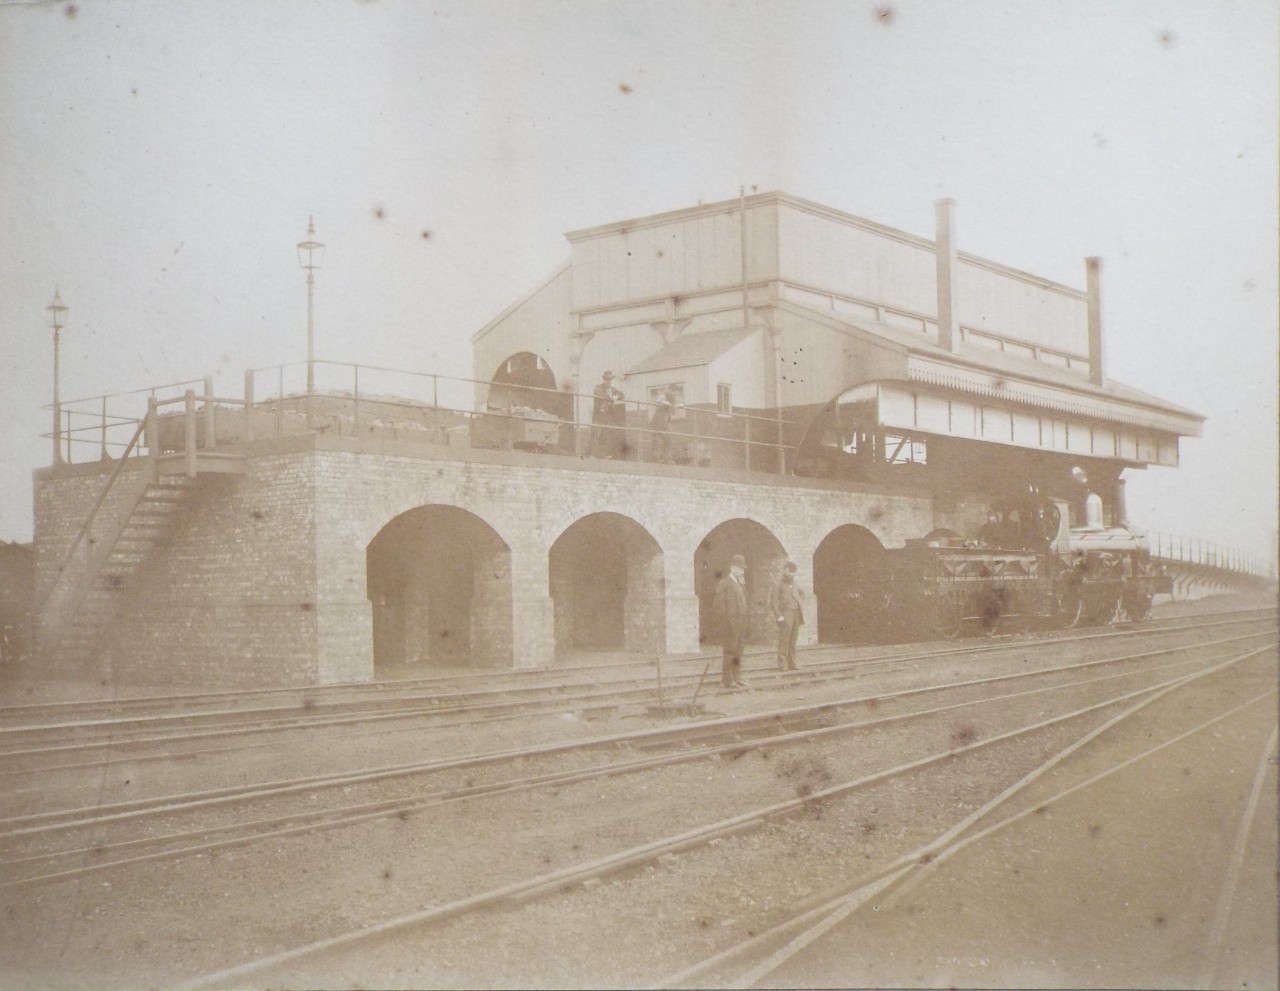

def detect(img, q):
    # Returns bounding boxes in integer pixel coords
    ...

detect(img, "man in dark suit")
[769,559,804,671]
[714,553,749,689]
[590,370,626,458]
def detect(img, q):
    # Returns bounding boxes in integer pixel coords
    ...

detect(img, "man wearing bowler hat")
[713,553,750,689]
[590,370,626,458]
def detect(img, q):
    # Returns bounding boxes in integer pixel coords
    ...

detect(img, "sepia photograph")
[0,1,1275,988]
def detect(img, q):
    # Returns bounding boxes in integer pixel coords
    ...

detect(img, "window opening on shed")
[716,382,732,415]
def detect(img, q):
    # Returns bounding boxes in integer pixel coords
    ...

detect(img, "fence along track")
[171,640,1275,991]
[2,633,1253,888]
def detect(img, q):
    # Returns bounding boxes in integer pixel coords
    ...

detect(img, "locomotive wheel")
[1121,590,1153,623]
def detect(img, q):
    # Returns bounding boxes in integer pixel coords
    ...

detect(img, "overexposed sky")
[1,0,1275,564]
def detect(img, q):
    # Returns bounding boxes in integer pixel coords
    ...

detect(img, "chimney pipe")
[935,199,959,353]
[1086,256,1105,386]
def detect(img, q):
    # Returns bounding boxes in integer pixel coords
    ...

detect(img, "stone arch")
[489,351,572,421]
[548,512,664,656]
[366,505,512,672]
[695,518,789,646]
[813,524,886,643]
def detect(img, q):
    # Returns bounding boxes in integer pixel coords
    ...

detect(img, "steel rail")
[4,618,1273,785]
[171,641,1275,991]
[0,644,1231,887]
[3,607,1268,729]
[2,613,1271,769]
[1199,724,1278,988]
[659,656,1277,989]
[4,626,1269,837]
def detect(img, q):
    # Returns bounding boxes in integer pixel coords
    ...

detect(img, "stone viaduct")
[34,431,938,688]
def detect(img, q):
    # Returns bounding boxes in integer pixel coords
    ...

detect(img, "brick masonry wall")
[35,436,950,689]
[109,455,320,688]
[34,452,320,688]
[310,438,938,677]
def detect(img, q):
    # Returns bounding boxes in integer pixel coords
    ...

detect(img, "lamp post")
[296,216,325,399]
[46,289,67,465]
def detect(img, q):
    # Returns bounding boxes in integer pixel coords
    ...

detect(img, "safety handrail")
[34,417,149,617]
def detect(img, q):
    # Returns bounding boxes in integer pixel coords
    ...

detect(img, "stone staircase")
[39,471,196,668]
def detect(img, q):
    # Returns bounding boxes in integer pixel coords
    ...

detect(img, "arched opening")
[813,524,887,643]
[694,519,789,646]
[489,352,573,421]
[549,513,664,658]
[366,506,512,673]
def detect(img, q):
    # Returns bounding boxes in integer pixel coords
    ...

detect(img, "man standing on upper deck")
[590,370,626,458]
[649,384,679,463]
[769,559,803,671]
[714,554,750,689]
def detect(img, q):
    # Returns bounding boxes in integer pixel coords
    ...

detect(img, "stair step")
[40,468,194,658]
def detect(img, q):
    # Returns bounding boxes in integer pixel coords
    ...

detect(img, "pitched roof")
[776,299,1203,422]
[626,326,755,376]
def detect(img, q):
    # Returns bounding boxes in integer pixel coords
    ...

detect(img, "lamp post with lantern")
[296,216,325,400]
[46,289,67,465]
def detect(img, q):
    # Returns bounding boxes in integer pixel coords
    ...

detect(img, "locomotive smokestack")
[1086,256,1105,387]
[935,199,959,353]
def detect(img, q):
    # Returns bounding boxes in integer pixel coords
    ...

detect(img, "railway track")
[2,606,1267,729]
[666,670,1279,989]
[1,608,1270,777]
[2,619,1271,835]
[0,619,1269,991]
[2,627,1260,888]
[160,633,1275,989]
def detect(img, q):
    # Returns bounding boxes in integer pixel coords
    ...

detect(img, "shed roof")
[777,299,1203,424]
[626,326,755,376]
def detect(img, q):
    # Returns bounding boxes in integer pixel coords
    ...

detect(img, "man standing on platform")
[770,559,803,671]
[714,553,749,689]
[649,384,679,463]
[590,370,626,458]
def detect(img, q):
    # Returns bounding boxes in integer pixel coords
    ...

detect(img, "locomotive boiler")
[849,491,1171,640]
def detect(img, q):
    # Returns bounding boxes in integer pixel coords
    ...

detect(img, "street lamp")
[46,288,67,465]
[296,216,325,398]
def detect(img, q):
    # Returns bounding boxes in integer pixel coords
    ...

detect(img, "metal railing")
[33,418,150,621]
[48,376,210,465]
[43,362,1275,582]
[1147,531,1273,580]
[48,360,796,474]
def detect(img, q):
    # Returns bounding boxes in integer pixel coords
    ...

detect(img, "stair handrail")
[34,416,150,618]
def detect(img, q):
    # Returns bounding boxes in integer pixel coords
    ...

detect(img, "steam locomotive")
[848,491,1171,639]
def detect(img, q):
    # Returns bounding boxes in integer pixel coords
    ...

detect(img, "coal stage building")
[33,193,1204,689]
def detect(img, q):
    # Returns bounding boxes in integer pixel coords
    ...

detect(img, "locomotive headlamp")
[1071,466,1088,486]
